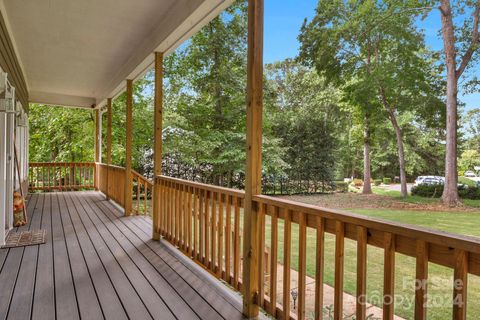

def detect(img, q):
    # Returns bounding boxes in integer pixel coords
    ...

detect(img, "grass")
[269,192,480,320]
[372,185,480,207]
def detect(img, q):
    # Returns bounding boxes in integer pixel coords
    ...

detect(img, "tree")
[265,60,342,193]
[29,105,95,162]
[436,0,480,205]
[299,0,442,197]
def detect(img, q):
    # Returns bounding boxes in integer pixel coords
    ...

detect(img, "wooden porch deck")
[0,191,246,320]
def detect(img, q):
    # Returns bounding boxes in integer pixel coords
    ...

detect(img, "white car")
[465,171,477,178]
[414,176,444,186]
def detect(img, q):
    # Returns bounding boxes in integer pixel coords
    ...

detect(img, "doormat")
[2,230,46,248]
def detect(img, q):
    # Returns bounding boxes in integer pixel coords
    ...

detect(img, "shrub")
[411,184,443,198]
[351,179,363,187]
[458,176,477,188]
[412,184,480,200]
[458,186,480,200]
[334,181,348,193]
[374,179,382,186]
[383,177,392,185]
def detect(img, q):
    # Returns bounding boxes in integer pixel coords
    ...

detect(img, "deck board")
[0,191,246,320]
[0,194,38,320]
[7,193,42,319]
[93,192,245,320]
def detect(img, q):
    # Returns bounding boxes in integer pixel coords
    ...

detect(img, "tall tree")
[437,0,480,205]
[299,0,441,197]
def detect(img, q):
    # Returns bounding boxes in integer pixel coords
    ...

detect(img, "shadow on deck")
[0,191,246,320]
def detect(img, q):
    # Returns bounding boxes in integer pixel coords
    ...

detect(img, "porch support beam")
[152,52,163,241]
[106,98,112,200]
[242,0,264,317]
[95,109,101,163]
[124,79,133,216]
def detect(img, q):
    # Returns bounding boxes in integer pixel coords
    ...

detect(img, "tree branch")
[456,0,480,80]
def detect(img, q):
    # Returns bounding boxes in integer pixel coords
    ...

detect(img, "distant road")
[382,183,414,194]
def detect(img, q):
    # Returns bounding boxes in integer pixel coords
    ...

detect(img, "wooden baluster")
[79,164,83,189]
[48,164,51,191]
[217,193,224,278]
[269,206,279,317]
[193,188,199,260]
[204,190,210,267]
[314,217,325,320]
[356,226,368,320]
[225,195,232,283]
[177,183,182,245]
[415,241,428,320]
[258,203,266,308]
[283,209,292,320]
[199,189,205,263]
[168,181,172,240]
[233,197,241,289]
[334,221,345,320]
[163,180,168,237]
[187,186,193,256]
[383,233,396,320]
[144,181,148,215]
[136,178,141,215]
[298,211,307,320]
[453,249,468,320]
[179,183,184,249]
[211,191,217,272]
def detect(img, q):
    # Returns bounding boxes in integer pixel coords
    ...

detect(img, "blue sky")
[264,0,479,111]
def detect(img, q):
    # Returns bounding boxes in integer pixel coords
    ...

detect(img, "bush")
[411,184,443,198]
[351,179,363,187]
[374,179,382,186]
[412,184,480,200]
[383,177,392,185]
[458,176,477,188]
[458,186,480,200]
[334,181,348,193]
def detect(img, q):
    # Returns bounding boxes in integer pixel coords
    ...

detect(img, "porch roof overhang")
[0,0,233,109]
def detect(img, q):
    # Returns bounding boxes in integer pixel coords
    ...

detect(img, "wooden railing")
[29,162,96,192]
[96,163,126,207]
[154,176,480,320]
[156,175,245,289]
[132,170,153,215]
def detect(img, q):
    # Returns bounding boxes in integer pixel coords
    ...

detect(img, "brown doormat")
[2,230,47,248]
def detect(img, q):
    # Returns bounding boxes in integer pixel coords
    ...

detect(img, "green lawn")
[265,198,480,319]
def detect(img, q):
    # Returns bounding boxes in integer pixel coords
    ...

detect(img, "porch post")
[95,109,101,163]
[94,109,100,190]
[242,0,264,318]
[106,98,112,200]
[152,52,163,240]
[124,79,133,216]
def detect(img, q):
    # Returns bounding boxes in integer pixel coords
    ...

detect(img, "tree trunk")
[387,110,408,197]
[379,87,408,197]
[363,112,372,194]
[440,0,460,206]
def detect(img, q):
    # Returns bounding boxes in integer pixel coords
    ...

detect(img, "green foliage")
[458,176,477,188]
[374,179,382,186]
[334,181,348,193]
[264,60,341,193]
[458,149,480,172]
[382,177,392,184]
[29,105,95,162]
[411,184,444,198]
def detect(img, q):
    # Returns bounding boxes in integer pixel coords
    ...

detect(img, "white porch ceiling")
[1,0,232,109]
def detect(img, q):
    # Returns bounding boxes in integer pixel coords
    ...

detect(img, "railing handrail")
[254,194,480,254]
[157,175,245,198]
[30,162,95,166]
[132,170,153,187]
[97,163,126,171]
